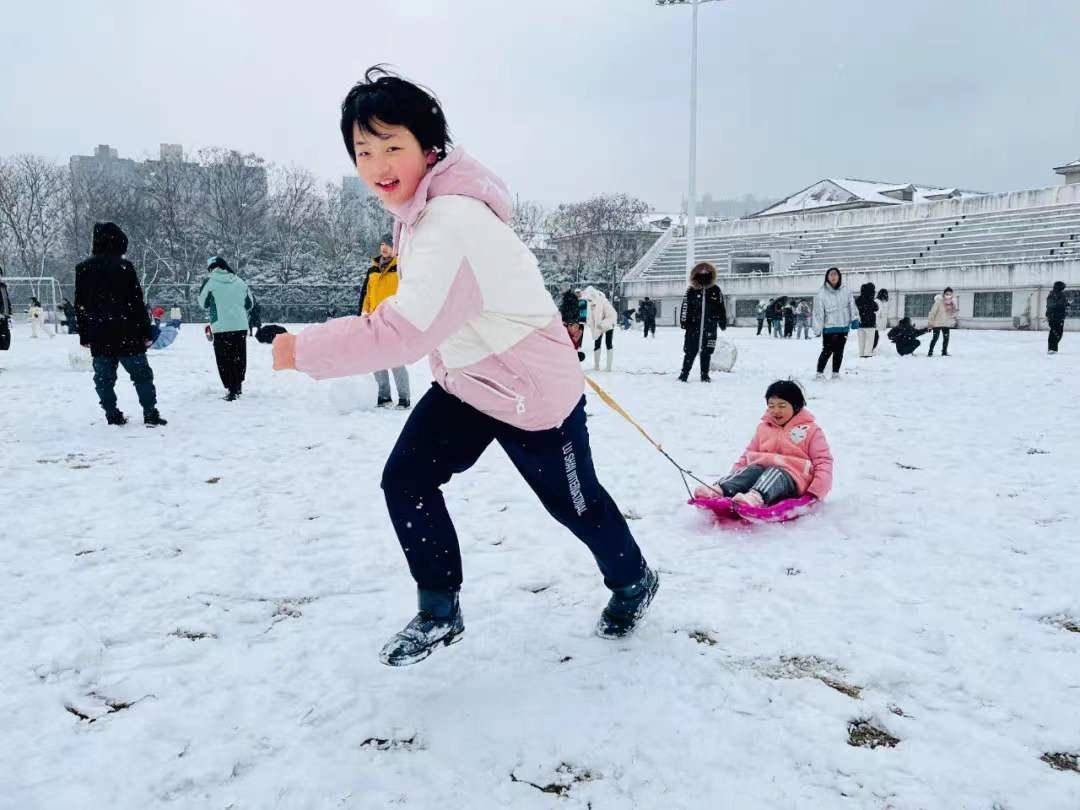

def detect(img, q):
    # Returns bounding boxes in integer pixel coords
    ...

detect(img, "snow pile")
[2,322,1079,808]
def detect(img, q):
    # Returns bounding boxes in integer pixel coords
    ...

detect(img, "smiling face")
[352,120,437,207]
[766,396,795,427]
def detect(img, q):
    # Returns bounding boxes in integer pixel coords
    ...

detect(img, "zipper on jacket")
[459,370,527,415]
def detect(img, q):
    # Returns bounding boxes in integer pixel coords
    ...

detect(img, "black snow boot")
[106,410,128,426]
[677,372,689,382]
[143,409,168,427]
[379,590,464,667]
[224,389,240,402]
[700,373,712,383]
[596,566,659,639]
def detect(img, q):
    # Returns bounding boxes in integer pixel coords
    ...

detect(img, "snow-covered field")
[4,322,1079,809]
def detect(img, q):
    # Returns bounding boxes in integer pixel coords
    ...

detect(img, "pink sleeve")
[805,427,834,500]
[731,427,762,473]
[294,257,483,380]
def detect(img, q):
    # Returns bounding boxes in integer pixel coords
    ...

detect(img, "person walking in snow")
[692,380,833,507]
[813,267,859,379]
[0,265,12,356]
[873,288,889,354]
[756,301,767,336]
[198,256,253,401]
[854,281,879,358]
[581,286,617,372]
[271,68,655,666]
[75,222,167,426]
[795,299,812,340]
[768,298,784,337]
[782,302,795,338]
[926,286,958,357]
[1046,281,1068,354]
[639,296,657,338]
[362,238,411,408]
[678,262,727,383]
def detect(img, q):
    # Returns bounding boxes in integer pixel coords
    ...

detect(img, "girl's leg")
[381,385,496,593]
[392,365,410,404]
[816,335,832,374]
[715,465,767,497]
[928,328,940,355]
[750,467,798,505]
[941,328,950,354]
[831,333,847,373]
[373,370,391,403]
[495,397,647,590]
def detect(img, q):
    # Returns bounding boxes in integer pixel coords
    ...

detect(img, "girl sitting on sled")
[694,380,833,508]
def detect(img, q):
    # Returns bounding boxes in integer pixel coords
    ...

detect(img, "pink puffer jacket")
[732,409,834,499]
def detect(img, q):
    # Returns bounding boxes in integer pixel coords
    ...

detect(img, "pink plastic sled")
[689,494,819,524]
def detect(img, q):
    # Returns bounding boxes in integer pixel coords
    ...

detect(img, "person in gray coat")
[812,267,859,379]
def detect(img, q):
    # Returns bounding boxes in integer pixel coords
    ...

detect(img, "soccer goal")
[2,276,66,335]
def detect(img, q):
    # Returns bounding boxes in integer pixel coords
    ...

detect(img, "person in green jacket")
[198,256,253,401]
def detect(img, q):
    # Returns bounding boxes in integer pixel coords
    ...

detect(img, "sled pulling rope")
[584,375,718,498]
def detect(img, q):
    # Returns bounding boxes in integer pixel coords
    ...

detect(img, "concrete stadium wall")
[626,259,1080,331]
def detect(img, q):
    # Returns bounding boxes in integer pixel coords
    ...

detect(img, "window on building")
[904,294,935,319]
[973,291,1012,318]
[1064,290,1080,318]
[735,299,760,318]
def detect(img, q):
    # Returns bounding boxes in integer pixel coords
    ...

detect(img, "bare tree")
[0,155,69,280]
[312,186,392,286]
[267,166,321,284]
[198,148,269,273]
[547,193,653,299]
[140,155,206,301]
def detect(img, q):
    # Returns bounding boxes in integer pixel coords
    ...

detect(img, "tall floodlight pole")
[657,0,723,280]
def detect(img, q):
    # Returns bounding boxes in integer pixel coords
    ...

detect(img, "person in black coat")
[75,222,166,426]
[0,265,12,353]
[61,298,78,334]
[1046,281,1068,354]
[887,317,930,356]
[678,262,727,382]
[248,300,263,337]
[782,303,795,338]
[638,296,657,338]
[559,289,585,361]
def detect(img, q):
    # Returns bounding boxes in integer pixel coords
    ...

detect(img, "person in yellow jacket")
[360,238,410,408]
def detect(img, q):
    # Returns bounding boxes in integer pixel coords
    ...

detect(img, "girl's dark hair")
[340,66,451,163]
[877,288,889,300]
[944,286,954,294]
[765,379,805,413]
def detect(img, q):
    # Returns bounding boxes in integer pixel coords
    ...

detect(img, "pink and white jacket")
[293,149,585,431]
[732,408,834,500]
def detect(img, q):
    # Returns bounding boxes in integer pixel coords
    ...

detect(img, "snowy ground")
[3,322,1080,809]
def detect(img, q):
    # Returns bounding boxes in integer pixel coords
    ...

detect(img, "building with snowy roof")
[621,163,1080,332]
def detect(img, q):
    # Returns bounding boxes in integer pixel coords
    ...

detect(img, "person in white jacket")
[28,297,51,338]
[580,286,617,371]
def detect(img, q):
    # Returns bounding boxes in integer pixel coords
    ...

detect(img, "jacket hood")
[580,286,608,305]
[858,282,876,299]
[208,267,240,283]
[1052,281,1066,293]
[822,268,843,290]
[92,222,128,257]
[689,263,718,290]
[759,407,816,428]
[387,148,512,236]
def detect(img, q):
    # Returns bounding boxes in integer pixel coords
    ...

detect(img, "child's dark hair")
[765,379,805,413]
[340,66,451,164]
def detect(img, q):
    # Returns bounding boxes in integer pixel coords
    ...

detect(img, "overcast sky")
[3,0,1078,211]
